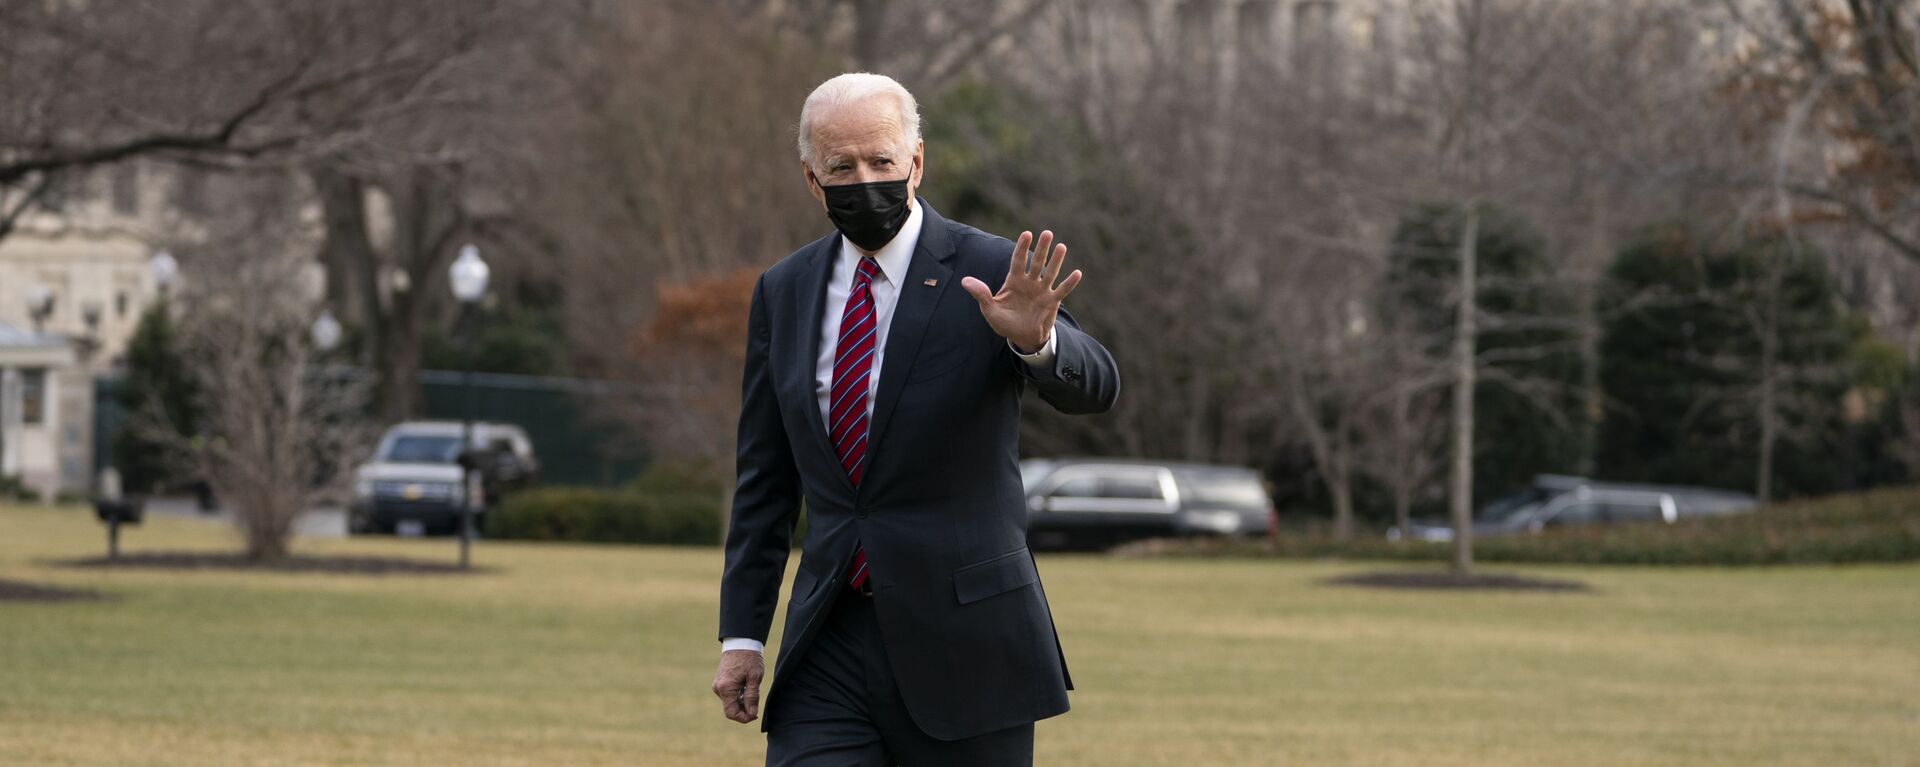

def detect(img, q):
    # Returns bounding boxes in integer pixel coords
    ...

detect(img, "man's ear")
[802,162,825,207]
[911,139,925,188]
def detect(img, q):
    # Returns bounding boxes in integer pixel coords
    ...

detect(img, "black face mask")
[814,174,912,251]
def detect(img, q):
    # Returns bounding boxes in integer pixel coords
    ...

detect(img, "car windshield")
[1020,463,1052,492]
[380,435,464,463]
[1476,488,1547,523]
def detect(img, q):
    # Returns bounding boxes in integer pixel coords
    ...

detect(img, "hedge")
[1132,485,1920,566]
[489,486,721,545]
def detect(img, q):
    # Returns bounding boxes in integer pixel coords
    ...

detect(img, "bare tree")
[0,1,528,243]
[124,178,379,561]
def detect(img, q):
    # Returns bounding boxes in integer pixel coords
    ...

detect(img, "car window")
[1184,475,1268,510]
[1478,488,1548,522]
[1100,475,1164,500]
[1050,476,1100,498]
[1020,463,1052,492]
[1547,503,1602,526]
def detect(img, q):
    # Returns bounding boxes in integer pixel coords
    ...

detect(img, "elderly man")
[711,72,1120,765]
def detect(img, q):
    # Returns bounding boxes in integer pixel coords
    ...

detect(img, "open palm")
[960,230,1083,353]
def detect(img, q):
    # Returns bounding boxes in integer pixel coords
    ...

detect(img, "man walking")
[712,72,1120,765]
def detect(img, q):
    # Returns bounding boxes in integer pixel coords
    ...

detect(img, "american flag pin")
[923,278,938,287]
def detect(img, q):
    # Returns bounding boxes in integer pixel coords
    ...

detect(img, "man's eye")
[876,158,892,166]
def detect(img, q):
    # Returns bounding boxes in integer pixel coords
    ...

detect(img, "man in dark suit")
[711,73,1120,765]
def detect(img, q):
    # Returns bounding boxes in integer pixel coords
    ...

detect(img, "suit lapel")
[795,234,854,495]
[864,200,956,478]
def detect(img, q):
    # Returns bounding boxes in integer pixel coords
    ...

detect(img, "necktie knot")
[853,256,880,289]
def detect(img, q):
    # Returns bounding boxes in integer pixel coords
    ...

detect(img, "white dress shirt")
[722,199,1058,656]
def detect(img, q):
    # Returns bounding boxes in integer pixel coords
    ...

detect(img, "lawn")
[1,502,1915,766]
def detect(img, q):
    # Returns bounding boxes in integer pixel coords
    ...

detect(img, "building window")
[20,368,47,425]
[37,172,76,213]
[116,290,130,318]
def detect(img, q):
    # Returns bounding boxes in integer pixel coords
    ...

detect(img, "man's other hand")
[712,649,765,723]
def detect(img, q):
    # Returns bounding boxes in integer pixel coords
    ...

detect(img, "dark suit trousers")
[765,587,1034,766]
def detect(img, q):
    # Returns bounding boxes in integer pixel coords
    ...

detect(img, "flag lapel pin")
[923,278,938,287]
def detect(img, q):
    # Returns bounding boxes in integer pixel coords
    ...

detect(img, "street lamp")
[448,244,489,570]
[149,249,178,301]
[24,284,54,334]
[78,299,103,365]
[310,309,342,353]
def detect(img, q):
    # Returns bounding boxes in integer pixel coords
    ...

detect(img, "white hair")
[796,72,922,172]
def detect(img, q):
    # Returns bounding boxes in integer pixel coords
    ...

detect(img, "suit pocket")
[952,546,1039,605]
[791,566,823,603]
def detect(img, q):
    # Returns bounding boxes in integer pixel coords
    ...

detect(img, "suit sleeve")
[1010,302,1120,415]
[718,274,802,643]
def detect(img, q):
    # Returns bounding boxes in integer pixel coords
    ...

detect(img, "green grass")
[1,503,1915,766]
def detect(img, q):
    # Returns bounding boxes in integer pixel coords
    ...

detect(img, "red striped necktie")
[832,257,880,591]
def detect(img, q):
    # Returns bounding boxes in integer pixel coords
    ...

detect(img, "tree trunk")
[1756,272,1780,504]
[311,168,379,334]
[1449,203,1481,573]
[379,290,425,422]
[1390,382,1415,542]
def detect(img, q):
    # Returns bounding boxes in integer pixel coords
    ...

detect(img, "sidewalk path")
[143,495,349,539]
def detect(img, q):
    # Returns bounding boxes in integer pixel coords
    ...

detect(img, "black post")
[459,303,475,570]
[107,518,120,561]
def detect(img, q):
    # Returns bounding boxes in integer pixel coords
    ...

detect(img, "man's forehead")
[812,99,905,145]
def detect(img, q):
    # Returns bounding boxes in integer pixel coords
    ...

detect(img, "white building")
[0,320,79,502]
[0,160,190,501]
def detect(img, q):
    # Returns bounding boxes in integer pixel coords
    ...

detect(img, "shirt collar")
[839,197,922,287]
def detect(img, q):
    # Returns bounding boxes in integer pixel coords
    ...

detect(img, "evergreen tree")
[1599,225,1865,499]
[112,302,202,493]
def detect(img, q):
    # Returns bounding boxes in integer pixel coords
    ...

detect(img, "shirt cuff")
[721,637,765,654]
[1011,327,1057,368]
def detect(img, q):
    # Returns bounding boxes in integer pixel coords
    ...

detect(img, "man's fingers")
[1007,231,1032,283]
[742,684,761,719]
[960,275,995,308]
[1053,269,1083,301]
[1029,231,1054,278]
[1040,243,1067,285]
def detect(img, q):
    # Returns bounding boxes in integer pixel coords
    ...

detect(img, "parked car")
[348,420,539,536]
[1020,458,1275,549]
[1387,474,1757,542]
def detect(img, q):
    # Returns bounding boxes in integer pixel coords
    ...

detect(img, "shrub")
[489,485,721,546]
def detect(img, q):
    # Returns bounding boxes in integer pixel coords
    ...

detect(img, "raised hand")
[960,230,1083,353]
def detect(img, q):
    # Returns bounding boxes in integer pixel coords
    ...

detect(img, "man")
[711,72,1120,766]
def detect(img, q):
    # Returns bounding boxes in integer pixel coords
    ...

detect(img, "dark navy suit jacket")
[717,200,1120,740]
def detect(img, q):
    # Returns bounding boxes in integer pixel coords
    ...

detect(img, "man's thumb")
[960,276,993,306]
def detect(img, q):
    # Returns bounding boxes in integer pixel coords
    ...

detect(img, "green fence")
[418,369,647,487]
[95,369,649,489]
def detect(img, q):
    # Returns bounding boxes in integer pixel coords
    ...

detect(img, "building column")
[0,367,19,480]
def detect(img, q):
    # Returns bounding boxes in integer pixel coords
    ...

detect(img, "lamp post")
[24,284,54,334]
[78,300,103,365]
[311,309,342,353]
[149,249,178,303]
[447,244,489,570]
